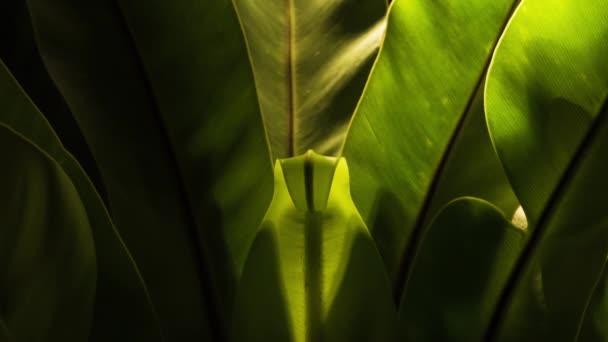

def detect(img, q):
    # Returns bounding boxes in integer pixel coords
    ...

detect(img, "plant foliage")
[0,0,607,341]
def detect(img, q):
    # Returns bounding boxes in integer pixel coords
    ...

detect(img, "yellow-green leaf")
[232,152,397,341]
[485,0,608,340]
[342,0,517,300]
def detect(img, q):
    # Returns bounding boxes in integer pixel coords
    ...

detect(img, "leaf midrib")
[286,0,296,156]
[482,95,608,342]
[393,0,521,306]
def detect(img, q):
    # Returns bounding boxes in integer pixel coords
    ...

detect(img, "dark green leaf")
[114,1,275,327]
[26,0,274,337]
[23,0,214,338]
[579,264,608,341]
[486,120,608,341]
[233,0,386,158]
[0,0,105,197]
[399,197,525,341]
[0,317,12,342]
[484,1,608,340]
[423,85,520,226]
[0,124,95,341]
[0,59,163,341]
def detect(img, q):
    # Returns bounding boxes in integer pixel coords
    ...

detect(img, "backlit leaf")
[233,0,386,158]
[342,0,518,301]
[484,1,608,340]
[232,152,397,341]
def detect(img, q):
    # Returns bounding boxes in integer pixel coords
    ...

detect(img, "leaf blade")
[578,264,608,341]
[233,0,386,157]
[232,154,397,341]
[0,124,95,341]
[26,0,276,338]
[399,197,525,342]
[115,0,277,329]
[484,0,608,339]
[0,0,106,198]
[0,58,163,341]
[24,0,214,336]
[342,0,518,300]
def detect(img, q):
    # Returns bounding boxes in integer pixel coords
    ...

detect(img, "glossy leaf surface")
[0,59,162,341]
[232,152,397,341]
[486,0,608,225]
[423,86,520,227]
[0,124,95,341]
[399,197,525,342]
[485,0,608,340]
[233,0,386,158]
[342,0,517,297]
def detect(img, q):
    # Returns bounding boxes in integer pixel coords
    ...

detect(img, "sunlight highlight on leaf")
[511,205,528,230]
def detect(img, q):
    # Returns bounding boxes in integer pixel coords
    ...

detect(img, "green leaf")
[0,0,106,197]
[486,122,608,341]
[232,152,397,341]
[26,0,274,337]
[0,317,12,342]
[484,0,608,340]
[0,124,95,341]
[341,0,518,300]
[486,1,608,226]
[233,0,386,158]
[399,197,525,341]
[579,264,608,341]
[23,1,213,338]
[423,85,520,227]
[114,0,275,326]
[0,59,163,341]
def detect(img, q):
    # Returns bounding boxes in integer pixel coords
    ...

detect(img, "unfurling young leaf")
[232,151,397,342]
